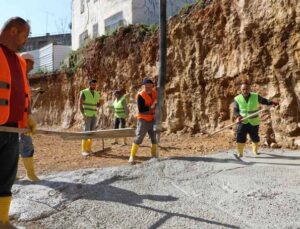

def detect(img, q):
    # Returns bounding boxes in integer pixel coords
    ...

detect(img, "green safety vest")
[81,88,101,117]
[234,93,260,126]
[113,96,126,119]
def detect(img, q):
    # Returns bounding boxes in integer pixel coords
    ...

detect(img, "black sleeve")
[258,95,272,105]
[80,92,85,101]
[233,100,240,117]
[137,95,150,113]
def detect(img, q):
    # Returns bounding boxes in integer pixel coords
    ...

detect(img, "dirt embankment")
[30,0,300,149]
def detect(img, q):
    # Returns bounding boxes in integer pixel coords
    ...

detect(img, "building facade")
[22,33,71,52]
[72,0,196,50]
[22,43,71,75]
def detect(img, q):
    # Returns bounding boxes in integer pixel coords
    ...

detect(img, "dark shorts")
[236,123,259,143]
[114,118,126,129]
[0,131,19,196]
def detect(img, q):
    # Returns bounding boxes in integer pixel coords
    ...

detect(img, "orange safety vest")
[0,47,30,128]
[136,89,157,122]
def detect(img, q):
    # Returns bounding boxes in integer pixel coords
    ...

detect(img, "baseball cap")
[142,78,154,85]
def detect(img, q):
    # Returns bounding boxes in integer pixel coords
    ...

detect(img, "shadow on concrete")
[169,155,300,167]
[169,156,254,165]
[250,153,300,160]
[25,175,239,228]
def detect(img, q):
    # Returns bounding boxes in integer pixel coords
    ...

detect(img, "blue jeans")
[0,131,19,196]
[19,134,34,157]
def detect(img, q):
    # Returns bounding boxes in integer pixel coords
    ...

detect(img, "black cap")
[89,79,97,84]
[142,78,153,85]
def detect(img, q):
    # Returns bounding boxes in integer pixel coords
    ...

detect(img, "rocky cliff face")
[31,0,300,148]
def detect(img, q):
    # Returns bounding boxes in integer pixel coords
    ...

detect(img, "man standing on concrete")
[19,52,39,181]
[234,83,279,157]
[128,78,157,164]
[0,17,36,226]
[110,90,129,146]
[79,79,102,156]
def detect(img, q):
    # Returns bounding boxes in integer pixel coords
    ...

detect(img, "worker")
[128,78,157,164]
[110,90,129,145]
[79,79,102,156]
[18,52,39,181]
[0,17,36,226]
[234,83,279,157]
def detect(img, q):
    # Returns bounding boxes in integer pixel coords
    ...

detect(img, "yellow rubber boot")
[81,139,89,156]
[128,143,139,163]
[86,139,92,152]
[82,139,87,152]
[22,157,39,181]
[0,196,11,225]
[236,143,244,157]
[253,142,259,156]
[151,144,158,158]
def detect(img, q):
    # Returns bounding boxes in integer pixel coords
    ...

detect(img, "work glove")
[236,115,243,123]
[272,101,279,106]
[26,114,37,135]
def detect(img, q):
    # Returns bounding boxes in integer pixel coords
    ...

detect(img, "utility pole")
[155,0,167,157]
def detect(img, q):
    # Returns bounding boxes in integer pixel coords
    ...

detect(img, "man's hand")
[26,114,37,135]
[98,99,105,107]
[150,99,157,109]
[236,115,243,123]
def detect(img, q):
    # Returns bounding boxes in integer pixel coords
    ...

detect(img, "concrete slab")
[11,149,300,228]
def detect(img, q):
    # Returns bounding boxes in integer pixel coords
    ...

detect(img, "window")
[79,30,88,46]
[80,0,85,13]
[93,23,98,38]
[104,12,125,34]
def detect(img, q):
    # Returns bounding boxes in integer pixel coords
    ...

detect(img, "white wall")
[72,0,196,50]
[132,0,196,24]
[22,44,71,74]
[53,45,71,70]
[39,44,54,72]
[72,0,132,50]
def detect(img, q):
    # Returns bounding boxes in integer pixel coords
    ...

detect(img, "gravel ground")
[11,148,300,229]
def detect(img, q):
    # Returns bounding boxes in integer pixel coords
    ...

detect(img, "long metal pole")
[208,107,271,137]
[155,0,167,157]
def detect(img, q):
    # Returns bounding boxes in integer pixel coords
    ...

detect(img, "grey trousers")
[0,131,19,196]
[19,134,34,158]
[83,116,97,131]
[134,119,157,145]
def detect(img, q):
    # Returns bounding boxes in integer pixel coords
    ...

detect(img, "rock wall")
[31,0,300,148]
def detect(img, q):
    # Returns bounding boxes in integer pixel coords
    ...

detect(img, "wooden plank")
[0,126,135,139]
[61,129,135,140]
